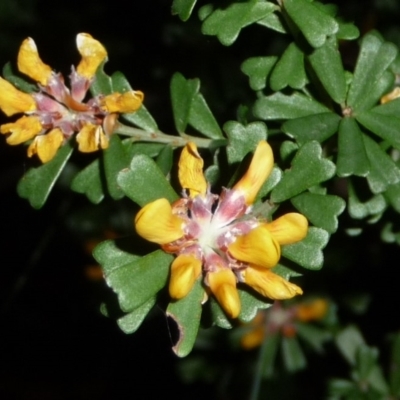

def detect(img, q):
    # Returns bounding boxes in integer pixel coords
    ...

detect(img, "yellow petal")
[17,38,52,85]
[76,124,109,153]
[1,115,42,145]
[178,142,207,197]
[207,269,240,318]
[76,33,108,79]
[169,254,202,299]
[228,224,281,268]
[265,213,308,245]
[135,198,185,244]
[0,77,36,116]
[27,128,64,163]
[381,87,400,104]
[296,298,328,322]
[244,266,303,300]
[240,327,265,350]
[101,91,144,113]
[232,140,274,205]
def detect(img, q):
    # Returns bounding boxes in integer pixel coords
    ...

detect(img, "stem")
[114,122,215,148]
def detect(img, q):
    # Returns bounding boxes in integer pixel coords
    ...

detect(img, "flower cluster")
[0,33,144,162]
[135,140,308,318]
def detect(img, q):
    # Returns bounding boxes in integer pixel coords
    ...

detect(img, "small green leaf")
[261,333,280,378]
[308,37,347,104]
[257,167,282,199]
[335,325,365,366]
[363,134,400,193]
[291,192,346,233]
[283,0,339,48]
[271,141,336,203]
[117,297,156,334]
[17,140,74,209]
[281,336,307,372]
[254,92,329,120]
[172,0,197,21]
[209,297,233,329]
[103,135,130,200]
[70,159,105,204]
[347,32,398,110]
[90,61,112,96]
[117,154,178,206]
[336,117,370,177]
[93,237,141,276]
[105,250,173,312]
[2,62,37,93]
[280,141,298,162]
[224,121,267,164]
[336,21,360,40]
[241,56,278,91]
[389,333,400,396]
[385,181,400,213]
[296,323,331,353]
[112,71,158,132]
[156,145,174,175]
[167,278,204,357]
[201,2,275,46]
[171,72,199,133]
[238,288,272,323]
[282,112,340,145]
[356,345,379,381]
[257,11,287,34]
[348,183,386,219]
[281,227,329,270]
[270,42,307,91]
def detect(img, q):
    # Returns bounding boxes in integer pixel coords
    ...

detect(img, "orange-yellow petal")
[1,115,42,145]
[76,123,109,153]
[228,224,281,269]
[101,91,144,113]
[0,77,36,116]
[207,269,240,318]
[76,33,108,79]
[265,213,308,245]
[241,326,265,350]
[232,140,274,205]
[178,142,207,197]
[244,266,303,300]
[296,298,328,322]
[17,38,52,85]
[27,128,64,163]
[135,198,185,244]
[169,254,202,299]
[381,87,400,104]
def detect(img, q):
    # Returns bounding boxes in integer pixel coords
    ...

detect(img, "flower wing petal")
[169,254,202,299]
[265,213,308,245]
[27,128,64,163]
[1,115,42,145]
[0,77,36,116]
[76,124,109,153]
[101,91,144,113]
[135,198,185,245]
[76,33,108,79]
[244,266,303,300]
[178,142,207,197]
[228,224,281,268]
[232,140,274,205]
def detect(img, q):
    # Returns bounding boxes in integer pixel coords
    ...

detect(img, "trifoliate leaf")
[348,183,386,219]
[281,336,307,372]
[257,11,287,34]
[241,56,277,91]
[117,297,156,334]
[239,288,272,323]
[172,0,197,21]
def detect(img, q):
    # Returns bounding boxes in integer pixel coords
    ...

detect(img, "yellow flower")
[0,33,144,163]
[135,140,308,318]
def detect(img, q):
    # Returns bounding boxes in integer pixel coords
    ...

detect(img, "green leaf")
[254,92,329,120]
[117,297,156,334]
[261,333,280,378]
[280,141,298,162]
[336,21,360,41]
[271,141,336,203]
[257,167,282,199]
[2,62,37,93]
[209,297,233,329]
[283,0,338,48]
[291,192,346,234]
[336,117,370,177]
[167,278,204,357]
[281,336,307,372]
[308,37,347,104]
[281,227,329,270]
[356,345,379,381]
[356,110,400,150]
[348,183,386,219]
[117,154,178,206]
[241,56,277,91]
[238,288,272,323]
[270,42,307,91]
[385,181,400,213]
[224,121,267,164]
[296,323,332,353]
[172,0,197,21]
[347,32,398,110]
[201,2,275,46]
[103,134,129,200]
[17,140,74,209]
[363,134,400,194]
[257,11,287,34]
[90,61,112,96]
[282,112,340,145]
[156,145,174,175]
[105,250,173,312]
[389,333,400,396]
[112,71,158,132]
[70,159,104,204]
[93,237,141,276]
[335,325,365,366]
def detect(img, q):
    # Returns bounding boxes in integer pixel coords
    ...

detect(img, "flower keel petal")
[27,128,64,163]
[265,213,308,245]
[1,115,42,145]
[101,91,144,113]
[76,33,108,79]
[0,77,36,116]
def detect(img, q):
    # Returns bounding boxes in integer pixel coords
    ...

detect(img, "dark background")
[1,1,400,399]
